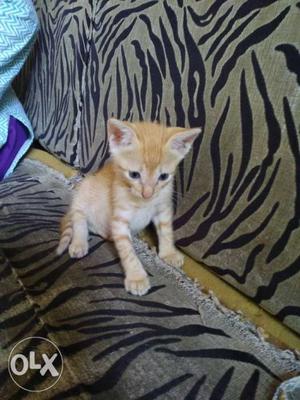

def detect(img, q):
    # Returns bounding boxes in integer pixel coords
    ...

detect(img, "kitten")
[57,119,201,296]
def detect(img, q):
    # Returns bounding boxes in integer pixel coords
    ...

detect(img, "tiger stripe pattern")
[20,1,300,333]
[0,160,299,398]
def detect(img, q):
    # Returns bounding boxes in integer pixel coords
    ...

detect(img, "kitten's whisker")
[172,191,196,201]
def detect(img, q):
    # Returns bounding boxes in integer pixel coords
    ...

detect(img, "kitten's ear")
[168,127,202,158]
[107,118,136,154]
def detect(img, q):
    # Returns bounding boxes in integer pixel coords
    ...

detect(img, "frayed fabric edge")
[133,237,300,376]
[23,158,82,189]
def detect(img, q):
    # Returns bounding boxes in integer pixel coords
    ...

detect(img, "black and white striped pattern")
[1,160,299,398]
[20,1,300,333]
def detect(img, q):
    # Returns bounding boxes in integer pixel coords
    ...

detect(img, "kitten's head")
[107,119,201,200]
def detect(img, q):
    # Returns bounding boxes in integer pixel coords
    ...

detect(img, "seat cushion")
[0,160,299,398]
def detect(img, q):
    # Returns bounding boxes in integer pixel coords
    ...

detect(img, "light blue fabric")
[0,0,38,177]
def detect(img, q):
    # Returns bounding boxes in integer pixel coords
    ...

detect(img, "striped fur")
[57,119,200,296]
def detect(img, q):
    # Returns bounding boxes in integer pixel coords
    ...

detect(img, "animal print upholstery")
[0,160,298,398]
[19,1,300,334]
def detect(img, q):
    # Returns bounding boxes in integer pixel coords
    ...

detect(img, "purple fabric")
[0,116,29,180]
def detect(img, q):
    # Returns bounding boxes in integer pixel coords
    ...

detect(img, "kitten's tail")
[56,213,73,255]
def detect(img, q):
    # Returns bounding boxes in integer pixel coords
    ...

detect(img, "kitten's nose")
[142,186,153,199]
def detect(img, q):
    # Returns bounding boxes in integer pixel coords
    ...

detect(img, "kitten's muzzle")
[142,186,154,199]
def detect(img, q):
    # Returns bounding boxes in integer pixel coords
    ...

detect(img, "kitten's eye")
[129,171,141,179]
[159,173,169,181]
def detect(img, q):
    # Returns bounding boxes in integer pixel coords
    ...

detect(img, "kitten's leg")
[69,210,89,258]
[153,207,184,268]
[112,213,150,296]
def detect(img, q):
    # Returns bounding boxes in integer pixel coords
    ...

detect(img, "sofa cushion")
[20,1,300,333]
[0,159,299,398]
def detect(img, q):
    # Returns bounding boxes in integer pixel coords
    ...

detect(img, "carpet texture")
[0,159,299,399]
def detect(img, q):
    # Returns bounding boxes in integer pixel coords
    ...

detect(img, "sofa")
[1,1,299,398]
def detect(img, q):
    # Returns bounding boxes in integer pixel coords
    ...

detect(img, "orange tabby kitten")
[57,119,201,295]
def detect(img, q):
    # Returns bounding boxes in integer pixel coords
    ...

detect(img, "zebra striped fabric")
[19,1,300,334]
[0,160,299,398]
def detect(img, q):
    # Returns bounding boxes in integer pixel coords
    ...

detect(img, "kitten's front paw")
[125,271,150,296]
[69,241,89,258]
[161,249,184,269]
